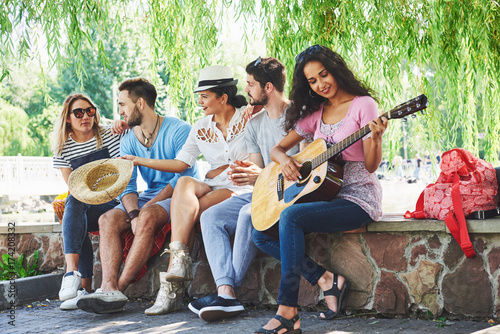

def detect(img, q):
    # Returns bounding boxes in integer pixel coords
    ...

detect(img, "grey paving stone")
[1,299,495,334]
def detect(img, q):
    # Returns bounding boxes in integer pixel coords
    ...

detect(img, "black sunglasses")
[70,107,97,118]
[295,44,325,63]
[254,56,272,83]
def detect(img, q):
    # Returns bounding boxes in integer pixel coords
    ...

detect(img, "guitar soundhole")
[299,161,312,181]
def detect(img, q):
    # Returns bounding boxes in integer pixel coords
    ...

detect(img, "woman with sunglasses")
[252,45,388,334]
[122,66,253,316]
[53,93,127,310]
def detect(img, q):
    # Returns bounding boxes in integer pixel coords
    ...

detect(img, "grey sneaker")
[60,289,90,310]
[76,288,128,314]
[188,293,218,315]
[59,271,82,301]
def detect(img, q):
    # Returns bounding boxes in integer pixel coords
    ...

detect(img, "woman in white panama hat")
[122,65,252,315]
[52,93,127,310]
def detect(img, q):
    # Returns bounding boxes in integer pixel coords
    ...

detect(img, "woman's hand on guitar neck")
[279,156,303,182]
[369,116,388,142]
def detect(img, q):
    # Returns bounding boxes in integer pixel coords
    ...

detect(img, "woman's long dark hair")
[285,45,377,133]
[211,85,247,108]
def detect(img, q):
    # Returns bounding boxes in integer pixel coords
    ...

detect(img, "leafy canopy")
[1,0,499,161]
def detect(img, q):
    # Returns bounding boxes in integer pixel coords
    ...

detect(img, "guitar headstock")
[386,94,428,120]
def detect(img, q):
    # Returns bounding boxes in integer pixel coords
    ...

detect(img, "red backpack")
[405,148,499,258]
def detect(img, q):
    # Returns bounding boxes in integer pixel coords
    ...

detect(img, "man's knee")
[134,207,166,236]
[99,209,127,232]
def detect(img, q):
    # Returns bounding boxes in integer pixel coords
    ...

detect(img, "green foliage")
[0,0,499,162]
[0,98,37,155]
[0,250,40,281]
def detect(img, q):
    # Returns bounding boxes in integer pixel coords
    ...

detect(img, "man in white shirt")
[190,57,300,322]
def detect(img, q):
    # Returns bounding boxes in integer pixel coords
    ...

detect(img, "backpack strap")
[404,183,433,219]
[444,172,476,258]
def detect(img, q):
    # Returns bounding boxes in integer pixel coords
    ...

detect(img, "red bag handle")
[443,149,481,182]
[443,172,476,258]
[404,183,433,219]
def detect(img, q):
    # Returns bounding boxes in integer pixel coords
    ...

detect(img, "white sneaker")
[59,271,82,301]
[60,289,90,310]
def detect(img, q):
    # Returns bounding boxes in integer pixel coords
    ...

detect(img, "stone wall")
[1,220,499,319]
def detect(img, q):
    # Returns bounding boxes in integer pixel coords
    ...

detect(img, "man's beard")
[127,105,143,127]
[249,91,268,106]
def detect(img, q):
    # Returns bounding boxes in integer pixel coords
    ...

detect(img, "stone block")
[488,247,500,275]
[402,260,442,315]
[238,261,260,303]
[364,233,408,271]
[374,271,410,314]
[410,244,428,267]
[18,234,41,256]
[428,235,442,249]
[260,257,281,305]
[125,268,155,298]
[329,234,374,309]
[298,277,320,307]
[442,256,493,317]
[39,234,64,272]
[188,261,216,298]
[474,236,486,254]
[443,237,464,269]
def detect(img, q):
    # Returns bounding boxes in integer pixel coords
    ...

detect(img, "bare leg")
[64,253,92,292]
[81,278,92,292]
[64,253,79,272]
[257,305,301,334]
[167,177,234,271]
[218,285,236,298]
[117,205,170,291]
[97,208,130,292]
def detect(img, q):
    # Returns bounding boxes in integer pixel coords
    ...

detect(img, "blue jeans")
[252,198,372,307]
[200,192,258,289]
[62,195,118,278]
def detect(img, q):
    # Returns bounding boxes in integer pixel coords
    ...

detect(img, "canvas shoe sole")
[60,289,90,310]
[198,296,244,322]
[76,289,128,314]
[188,293,217,315]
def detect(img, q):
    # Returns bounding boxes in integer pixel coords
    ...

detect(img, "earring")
[309,89,317,98]
[302,105,307,111]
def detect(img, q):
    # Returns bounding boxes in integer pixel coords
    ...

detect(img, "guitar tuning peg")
[402,117,407,122]
[411,114,417,118]
[420,110,426,115]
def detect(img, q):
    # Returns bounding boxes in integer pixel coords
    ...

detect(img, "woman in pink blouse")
[252,45,388,334]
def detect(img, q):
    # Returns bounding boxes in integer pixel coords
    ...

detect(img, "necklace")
[140,114,159,145]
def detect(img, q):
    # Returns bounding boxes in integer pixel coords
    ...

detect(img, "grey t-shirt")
[245,109,299,167]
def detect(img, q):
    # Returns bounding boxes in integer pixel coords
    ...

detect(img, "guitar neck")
[311,111,389,169]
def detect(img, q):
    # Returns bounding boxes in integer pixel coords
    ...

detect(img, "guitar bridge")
[277,174,284,201]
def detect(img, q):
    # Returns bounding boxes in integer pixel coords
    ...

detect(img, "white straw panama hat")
[193,65,238,93]
[68,158,134,205]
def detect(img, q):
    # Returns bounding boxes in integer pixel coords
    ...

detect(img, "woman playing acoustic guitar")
[252,45,388,334]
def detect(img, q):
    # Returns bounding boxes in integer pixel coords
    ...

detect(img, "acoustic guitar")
[251,94,428,233]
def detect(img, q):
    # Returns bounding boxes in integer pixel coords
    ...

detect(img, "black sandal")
[321,273,349,320]
[254,314,302,334]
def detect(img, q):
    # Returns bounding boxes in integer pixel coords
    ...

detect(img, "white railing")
[0,155,66,196]
[0,155,211,197]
